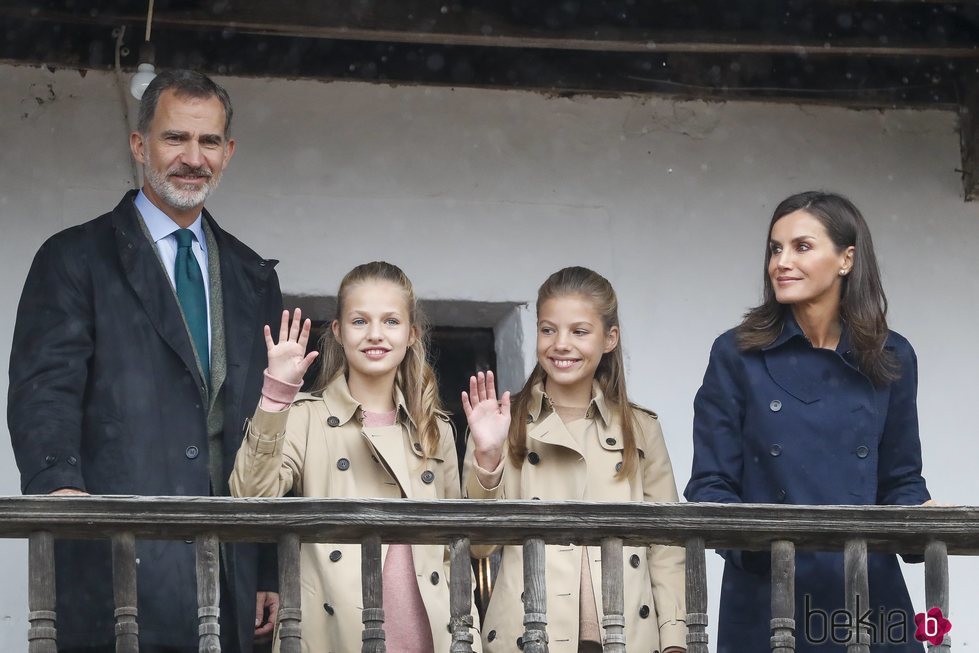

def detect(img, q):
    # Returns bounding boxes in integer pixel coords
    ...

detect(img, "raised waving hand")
[461,370,511,470]
[265,309,319,385]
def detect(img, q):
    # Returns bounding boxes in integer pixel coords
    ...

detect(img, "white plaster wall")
[0,63,976,650]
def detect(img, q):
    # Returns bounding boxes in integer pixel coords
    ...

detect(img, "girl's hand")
[462,370,511,470]
[265,309,319,386]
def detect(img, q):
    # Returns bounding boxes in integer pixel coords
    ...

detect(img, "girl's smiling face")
[536,293,619,401]
[332,279,415,385]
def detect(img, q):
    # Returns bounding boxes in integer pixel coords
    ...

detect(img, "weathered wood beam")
[685,538,709,653]
[925,541,951,651]
[449,537,475,653]
[277,533,302,653]
[27,531,57,653]
[844,539,870,653]
[0,497,977,554]
[521,537,548,653]
[600,537,626,653]
[2,5,977,58]
[196,534,222,653]
[111,532,139,653]
[361,535,385,653]
[770,540,796,653]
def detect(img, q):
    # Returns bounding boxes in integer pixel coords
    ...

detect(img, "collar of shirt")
[763,310,852,355]
[134,190,208,255]
[528,380,611,425]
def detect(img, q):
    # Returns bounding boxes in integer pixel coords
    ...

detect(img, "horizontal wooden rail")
[0,497,977,553]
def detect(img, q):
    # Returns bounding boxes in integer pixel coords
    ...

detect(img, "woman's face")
[332,279,415,384]
[768,209,854,309]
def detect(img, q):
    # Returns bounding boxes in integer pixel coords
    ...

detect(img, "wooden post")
[449,537,475,653]
[925,541,951,651]
[362,536,385,653]
[277,533,302,653]
[111,532,139,653]
[770,540,796,653]
[600,538,626,653]
[685,538,709,653]
[196,534,221,653]
[27,531,57,653]
[521,537,548,653]
[844,539,869,653]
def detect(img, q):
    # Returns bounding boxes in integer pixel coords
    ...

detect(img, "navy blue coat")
[8,192,282,651]
[684,316,930,652]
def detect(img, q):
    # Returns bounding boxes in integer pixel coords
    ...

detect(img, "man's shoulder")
[203,211,276,270]
[39,194,135,256]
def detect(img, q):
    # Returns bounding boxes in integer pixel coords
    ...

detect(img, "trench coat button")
[517,636,524,649]
[856,445,869,459]
[327,416,340,427]
[630,554,641,568]
[329,550,342,562]
[531,496,540,500]
[770,400,782,412]
[639,604,650,618]
[769,444,782,457]
[615,461,623,472]
[44,454,56,465]
[66,455,78,465]
[413,442,422,452]
[421,470,435,484]
[430,571,440,585]
[337,458,350,471]
[323,602,334,615]
[606,437,617,446]
[775,488,787,502]
[185,446,199,459]
[487,630,496,642]
[526,414,533,424]
[527,452,540,465]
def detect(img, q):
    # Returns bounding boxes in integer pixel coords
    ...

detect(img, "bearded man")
[8,70,281,653]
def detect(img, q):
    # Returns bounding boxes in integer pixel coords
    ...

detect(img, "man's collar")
[134,190,206,249]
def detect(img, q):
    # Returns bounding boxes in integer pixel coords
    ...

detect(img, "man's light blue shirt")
[134,190,212,352]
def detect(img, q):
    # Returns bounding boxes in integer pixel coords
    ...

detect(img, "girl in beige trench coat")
[462,267,686,653]
[231,262,481,653]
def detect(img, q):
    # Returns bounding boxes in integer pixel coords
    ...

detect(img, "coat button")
[487,630,496,642]
[605,437,617,446]
[630,554,641,568]
[323,602,334,615]
[337,458,350,471]
[327,416,340,427]
[615,461,623,472]
[66,456,78,466]
[430,571,440,585]
[185,446,199,459]
[421,470,435,484]
[527,452,540,465]
[413,442,422,452]
[517,636,524,649]
[856,445,869,459]
[329,550,342,562]
[769,444,782,457]
[775,488,787,502]
[770,400,782,412]
[526,414,533,424]
[45,455,56,465]
[639,605,650,619]
[531,496,540,500]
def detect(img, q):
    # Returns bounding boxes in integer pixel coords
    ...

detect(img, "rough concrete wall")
[0,63,976,650]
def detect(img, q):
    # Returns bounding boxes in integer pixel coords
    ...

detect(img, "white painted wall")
[1,63,976,650]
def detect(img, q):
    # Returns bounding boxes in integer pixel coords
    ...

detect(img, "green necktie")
[173,228,209,385]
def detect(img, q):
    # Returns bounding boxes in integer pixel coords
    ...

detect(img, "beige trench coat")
[464,383,686,653]
[230,375,482,653]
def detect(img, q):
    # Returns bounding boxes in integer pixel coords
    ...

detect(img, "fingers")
[297,317,313,350]
[486,370,497,403]
[255,593,264,627]
[288,308,302,342]
[277,309,289,344]
[468,375,479,407]
[476,371,488,402]
[461,391,473,420]
[298,350,319,374]
[263,324,275,351]
[500,390,511,412]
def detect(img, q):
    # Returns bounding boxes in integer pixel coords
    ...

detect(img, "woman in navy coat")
[684,191,933,652]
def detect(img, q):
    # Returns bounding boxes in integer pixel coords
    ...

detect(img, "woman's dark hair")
[508,266,640,479]
[736,191,899,386]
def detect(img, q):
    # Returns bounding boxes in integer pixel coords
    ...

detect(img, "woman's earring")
[839,269,848,276]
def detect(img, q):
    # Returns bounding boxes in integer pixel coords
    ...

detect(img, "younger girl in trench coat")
[230,261,481,653]
[463,266,687,653]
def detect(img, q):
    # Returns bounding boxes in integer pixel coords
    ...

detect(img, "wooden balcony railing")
[0,497,975,653]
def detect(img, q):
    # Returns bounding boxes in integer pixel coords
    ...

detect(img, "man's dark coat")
[8,190,282,651]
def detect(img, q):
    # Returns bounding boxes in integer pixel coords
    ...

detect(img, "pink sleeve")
[259,370,303,412]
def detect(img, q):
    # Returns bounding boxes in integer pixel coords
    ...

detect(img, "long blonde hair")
[508,266,640,479]
[311,261,443,456]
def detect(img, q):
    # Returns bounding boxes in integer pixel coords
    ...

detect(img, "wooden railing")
[0,497,975,653]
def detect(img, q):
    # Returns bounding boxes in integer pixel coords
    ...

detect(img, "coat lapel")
[113,194,205,395]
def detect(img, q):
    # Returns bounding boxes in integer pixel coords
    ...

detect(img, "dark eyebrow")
[770,235,817,245]
[199,134,224,145]
[161,130,189,140]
